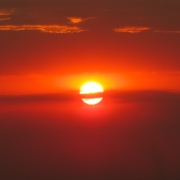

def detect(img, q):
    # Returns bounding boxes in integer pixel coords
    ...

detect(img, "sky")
[0,1,180,179]
[0,0,180,94]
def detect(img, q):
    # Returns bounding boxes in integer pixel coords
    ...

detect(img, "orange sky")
[1,71,180,95]
[0,0,180,95]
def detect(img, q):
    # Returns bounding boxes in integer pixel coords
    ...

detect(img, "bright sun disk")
[80,82,103,105]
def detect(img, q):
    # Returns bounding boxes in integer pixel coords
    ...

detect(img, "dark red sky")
[0,0,180,94]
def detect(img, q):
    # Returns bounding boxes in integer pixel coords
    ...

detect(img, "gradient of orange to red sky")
[0,0,180,95]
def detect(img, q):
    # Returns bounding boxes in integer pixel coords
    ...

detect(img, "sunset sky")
[1,0,180,94]
[1,1,180,180]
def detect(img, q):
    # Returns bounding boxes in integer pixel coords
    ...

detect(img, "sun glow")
[80,82,103,105]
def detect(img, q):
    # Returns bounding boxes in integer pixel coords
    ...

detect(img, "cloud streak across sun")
[0,25,85,33]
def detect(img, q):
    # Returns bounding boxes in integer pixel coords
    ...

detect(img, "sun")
[80,82,104,105]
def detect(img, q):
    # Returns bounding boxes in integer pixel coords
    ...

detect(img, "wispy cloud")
[0,9,15,16]
[114,27,151,33]
[114,26,180,34]
[67,17,83,24]
[67,17,95,24]
[0,25,85,33]
[154,30,180,34]
[0,8,15,21]
[0,18,11,21]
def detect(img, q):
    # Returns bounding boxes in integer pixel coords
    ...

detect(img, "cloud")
[0,8,15,21]
[0,9,15,16]
[0,25,85,33]
[67,17,83,24]
[0,18,11,21]
[67,17,95,24]
[154,30,180,34]
[114,27,151,33]
[114,26,180,34]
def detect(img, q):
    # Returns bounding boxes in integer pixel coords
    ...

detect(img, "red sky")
[0,0,180,94]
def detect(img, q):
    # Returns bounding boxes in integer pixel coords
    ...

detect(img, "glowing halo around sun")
[80,82,103,105]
